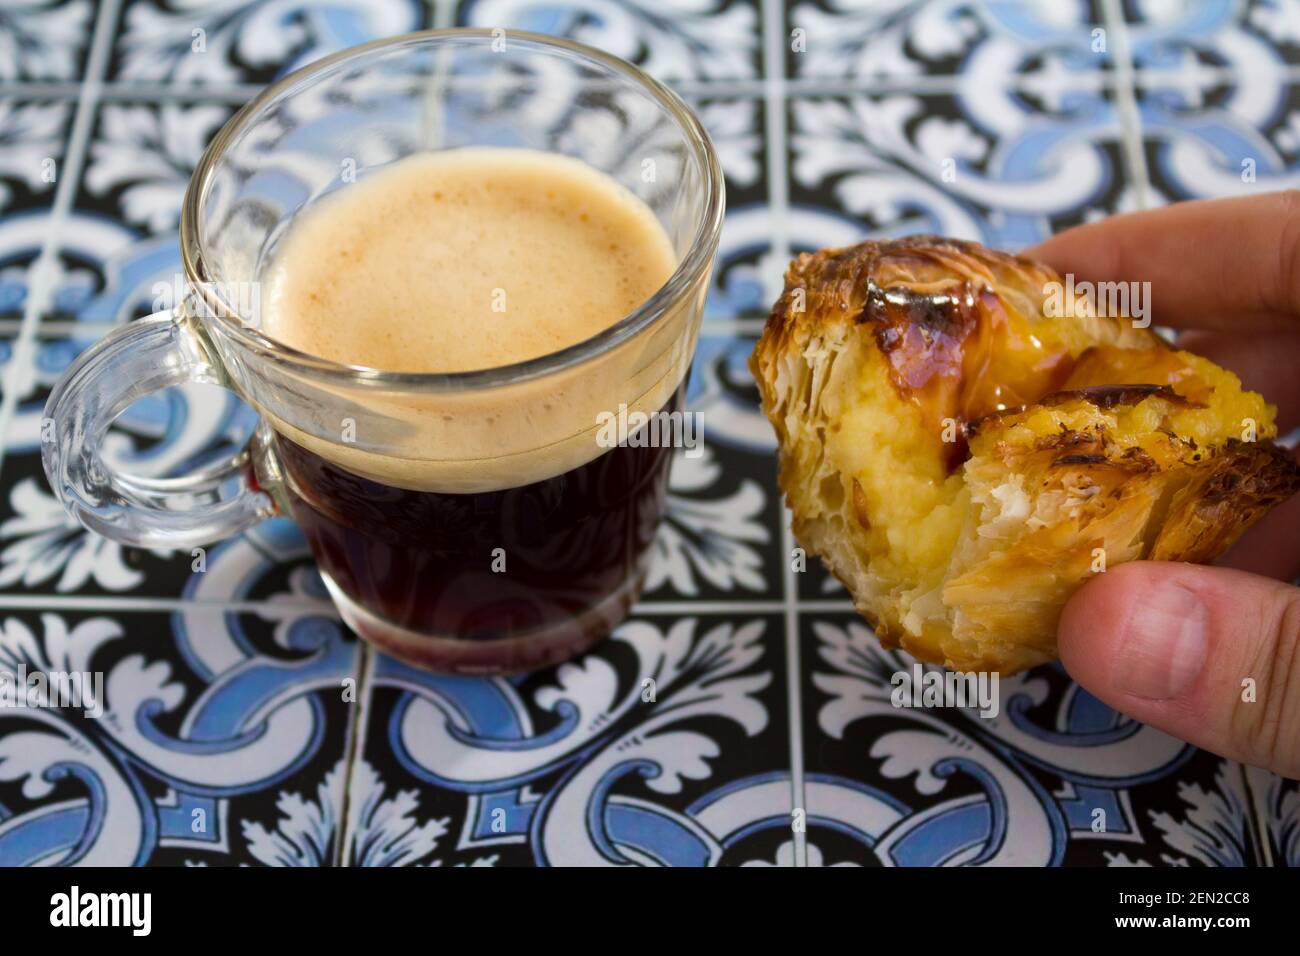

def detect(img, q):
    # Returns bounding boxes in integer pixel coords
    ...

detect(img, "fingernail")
[1118,582,1209,700]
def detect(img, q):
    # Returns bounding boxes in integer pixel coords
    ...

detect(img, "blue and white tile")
[1245,768,1298,866]
[108,0,430,89]
[798,612,1266,866]
[0,330,18,442]
[786,79,1140,254]
[55,99,242,324]
[0,330,268,600]
[0,0,95,84]
[647,441,778,603]
[0,100,70,218]
[1136,73,1300,203]
[347,611,793,866]
[455,0,762,83]
[0,98,75,321]
[785,0,1113,84]
[1122,0,1300,82]
[0,604,360,866]
[640,331,779,603]
[683,96,775,321]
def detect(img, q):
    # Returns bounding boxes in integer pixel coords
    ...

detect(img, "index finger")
[1026,192,1300,333]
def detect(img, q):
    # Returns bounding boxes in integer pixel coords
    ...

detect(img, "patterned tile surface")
[785,0,1113,82]
[0,0,1295,866]
[456,0,762,82]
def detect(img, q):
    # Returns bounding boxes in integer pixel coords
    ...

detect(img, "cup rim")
[178,28,725,391]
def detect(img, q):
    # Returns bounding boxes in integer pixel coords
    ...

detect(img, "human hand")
[1029,193,1300,778]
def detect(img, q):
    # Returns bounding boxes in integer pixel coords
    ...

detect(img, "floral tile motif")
[647,332,780,602]
[0,605,360,866]
[347,611,793,866]
[0,331,14,440]
[799,613,1266,866]
[1121,0,1300,80]
[1136,74,1300,204]
[454,0,762,83]
[0,98,75,321]
[684,95,775,320]
[0,0,95,83]
[82,100,237,235]
[108,0,431,88]
[785,0,1112,83]
[787,80,1140,253]
[56,99,243,324]
[648,441,777,602]
[0,247,45,325]
[0,100,70,219]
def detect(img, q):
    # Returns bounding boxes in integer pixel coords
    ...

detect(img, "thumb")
[1058,561,1300,777]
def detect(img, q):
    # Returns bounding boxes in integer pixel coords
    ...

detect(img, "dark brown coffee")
[275,387,682,673]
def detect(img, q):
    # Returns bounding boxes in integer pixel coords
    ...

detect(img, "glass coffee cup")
[40,30,724,674]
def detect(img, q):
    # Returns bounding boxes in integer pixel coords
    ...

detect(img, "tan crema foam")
[255,147,694,493]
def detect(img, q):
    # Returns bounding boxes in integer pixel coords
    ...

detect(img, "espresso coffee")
[259,148,683,672]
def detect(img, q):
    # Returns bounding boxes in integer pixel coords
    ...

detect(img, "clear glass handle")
[41,308,277,549]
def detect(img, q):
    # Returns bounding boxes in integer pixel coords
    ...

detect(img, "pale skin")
[1027,192,1300,778]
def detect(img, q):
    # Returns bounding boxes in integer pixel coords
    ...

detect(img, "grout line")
[1130,64,1268,91]
[761,11,790,303]
[0,319,118,336]
[0,81,85,98]
[0,594,334,614]
[634,600,785,615]
[92,82,260,103]
[4,62,1291,108]
[334,641,374,867]
[1100,0,1152,209]
[0,592,857,617]
[701,317,768,336]
[791,71,1120,98]
[760,0,806,871]
[0,82,260,102]
[0,75,993,102]
[775,598,850,613]
[431,0,456,30]
[1237,764,1275,867]
[2,66,1208,110]
[632,598,854,615]
[93,83,257,103]
[0,0,122,473]
[779,517,808,869]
